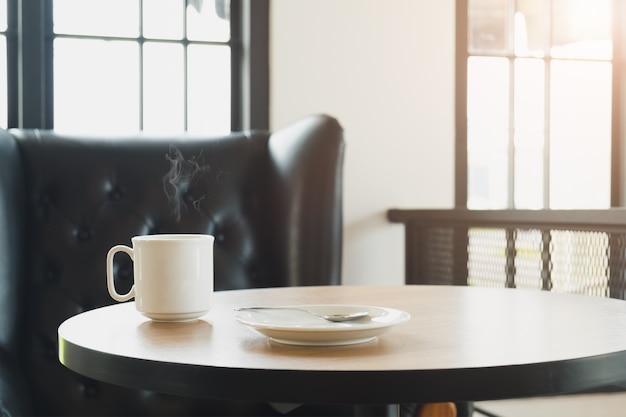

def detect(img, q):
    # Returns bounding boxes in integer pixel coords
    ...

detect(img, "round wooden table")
[58,285,626,407]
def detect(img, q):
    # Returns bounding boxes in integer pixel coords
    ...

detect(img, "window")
[458,0,620,209]
[4,0,267,133]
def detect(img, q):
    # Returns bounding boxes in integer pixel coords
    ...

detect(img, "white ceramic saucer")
[235,304,410,346]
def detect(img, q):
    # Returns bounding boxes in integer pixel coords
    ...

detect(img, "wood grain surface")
[58,285,626,404]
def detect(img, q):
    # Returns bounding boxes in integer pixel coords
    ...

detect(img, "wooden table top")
[58,285,626,404]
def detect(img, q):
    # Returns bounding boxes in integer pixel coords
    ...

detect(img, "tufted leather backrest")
[0,114,344,415]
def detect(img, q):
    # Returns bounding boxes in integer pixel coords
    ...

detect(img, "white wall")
[270,0,456,285]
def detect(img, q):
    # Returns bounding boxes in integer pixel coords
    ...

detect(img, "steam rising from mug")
[162,146,210,222]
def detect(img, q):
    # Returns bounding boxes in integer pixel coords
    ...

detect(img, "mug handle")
[106,245,136,302]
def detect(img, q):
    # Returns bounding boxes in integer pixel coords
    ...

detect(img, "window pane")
[53,0,139,37]
[187,45,230,134]
[551,0,612,60]
[143,0,183,40]
[467,57,510,209]
[51,0,234,135]
[514,0,546,57]
[0,0,7,31]
[143,42,184,133]
[54,39,140,133]
[187,0,230,42]
[550,60,611,208]
[468,0,508,54]
[514,58,544,209]
[466,0,613,210]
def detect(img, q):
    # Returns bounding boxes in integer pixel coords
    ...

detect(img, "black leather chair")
[0,114,345,416]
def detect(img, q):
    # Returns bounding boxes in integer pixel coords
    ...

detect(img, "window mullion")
[230,0,241,131]
[18,0,48,128]
[183,0,188,132]
[508,57,515,209]
[455,0,469,208]
[507,0,515,208]
[543,0,552,208]
[611,0,626,206]
[7,0,18,128]
[139,40,144,131]
[543,59,551,208]
[233,0,268,131]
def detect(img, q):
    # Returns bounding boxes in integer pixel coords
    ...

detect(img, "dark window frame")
[6,0,268,131]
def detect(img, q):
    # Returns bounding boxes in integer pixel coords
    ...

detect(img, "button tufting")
[39,193,51,206]
[107,185,124,201]
[74,225,92,242]
[81,382,98,398]
[44,268,59,284]
[45,346,57,361]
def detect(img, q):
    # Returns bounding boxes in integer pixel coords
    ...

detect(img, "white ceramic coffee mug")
[106,234,214,321]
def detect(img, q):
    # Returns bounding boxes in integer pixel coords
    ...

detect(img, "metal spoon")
[234,306,369,322]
